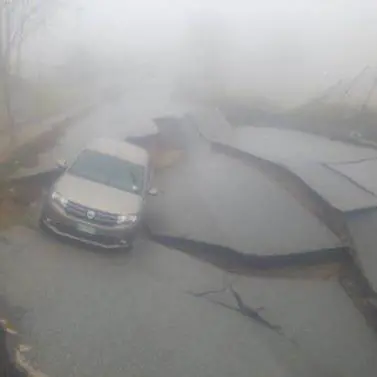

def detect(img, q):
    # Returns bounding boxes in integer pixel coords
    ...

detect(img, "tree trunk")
[0,1,16,148]
[14,39,22,76]
[2,69,15,147]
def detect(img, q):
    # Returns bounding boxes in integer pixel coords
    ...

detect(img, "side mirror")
[148,188,158,196]
[56,159,68,170]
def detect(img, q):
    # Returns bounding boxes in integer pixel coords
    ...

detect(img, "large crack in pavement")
[188,285,282,334]
[324,162,377,198]
[186,281,301,348]
[147,231,377,340]
[339,256,377,333]
[147,232,347,272]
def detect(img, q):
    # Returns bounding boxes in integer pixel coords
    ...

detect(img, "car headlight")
[51,191,68,208]
[117,214,138,225]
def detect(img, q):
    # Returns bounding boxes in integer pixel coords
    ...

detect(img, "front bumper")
[41,201,138,249]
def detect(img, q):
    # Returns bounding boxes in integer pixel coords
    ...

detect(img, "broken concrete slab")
[285,162,377,212]
[187,111,377,300]
[146,138,342,258]
[232,127,377,212]
[191,111,377,212]
[233,126,377,164]
[328,159,377,198]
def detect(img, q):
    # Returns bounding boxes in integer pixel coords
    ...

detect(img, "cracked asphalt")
[1,81,377,376]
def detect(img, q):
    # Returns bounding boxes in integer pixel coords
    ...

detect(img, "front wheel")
[120,232,136,251]
[38,215,47,231]
[122,243,133,252]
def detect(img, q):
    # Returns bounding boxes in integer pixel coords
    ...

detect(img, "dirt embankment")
[0,95,126,376]
[0,125,67,377]
[0,324,25,377]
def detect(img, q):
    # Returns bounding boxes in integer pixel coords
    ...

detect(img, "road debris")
[15,349,49,377]
[0,169,61,230]
[18,345,31,353]
[127,134,183,170]
[1,320,26,377]
[0,318,18,335]
[1,317,47,377]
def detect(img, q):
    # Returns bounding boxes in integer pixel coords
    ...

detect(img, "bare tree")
[0,0,61,146]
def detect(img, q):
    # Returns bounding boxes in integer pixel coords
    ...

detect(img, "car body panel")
[86,138,149,166]
[54,173,142,215]
[40,138,151,249]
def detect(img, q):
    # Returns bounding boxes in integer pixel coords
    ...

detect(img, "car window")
[68,149,145,194]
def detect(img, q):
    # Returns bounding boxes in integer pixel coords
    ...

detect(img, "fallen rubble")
[0,323,25,377]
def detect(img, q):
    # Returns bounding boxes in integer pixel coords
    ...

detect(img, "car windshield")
[68,149,145,194]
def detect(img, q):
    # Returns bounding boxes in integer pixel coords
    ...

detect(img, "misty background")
[8,0,377,118]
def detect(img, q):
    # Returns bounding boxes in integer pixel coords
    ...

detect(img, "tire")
[122,243,133,252]
[38,213,50,235]
[38,215,46,230]
[126,237,135,251]
[121,233,136,251]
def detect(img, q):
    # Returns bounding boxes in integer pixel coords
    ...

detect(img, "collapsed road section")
[2,110,373,375]
[146,116,343,261]
[3,114,377,310]
[143,113,377,333]
[2,110,377,376]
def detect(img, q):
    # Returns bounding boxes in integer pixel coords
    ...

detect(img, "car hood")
[54,173,142,215]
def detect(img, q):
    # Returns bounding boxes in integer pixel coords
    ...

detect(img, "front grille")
[65,201,118,226]
[56,223,121,245]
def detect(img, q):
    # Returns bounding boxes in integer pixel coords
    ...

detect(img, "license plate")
[77,223,96,235]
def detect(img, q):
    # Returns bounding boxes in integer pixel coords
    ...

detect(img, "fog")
[23,0,377,107]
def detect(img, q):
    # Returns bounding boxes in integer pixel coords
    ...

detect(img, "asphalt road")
[1,83,377,377]
[1,226,323,377]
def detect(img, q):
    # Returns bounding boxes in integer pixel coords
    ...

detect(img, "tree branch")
[6,1,41,57]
